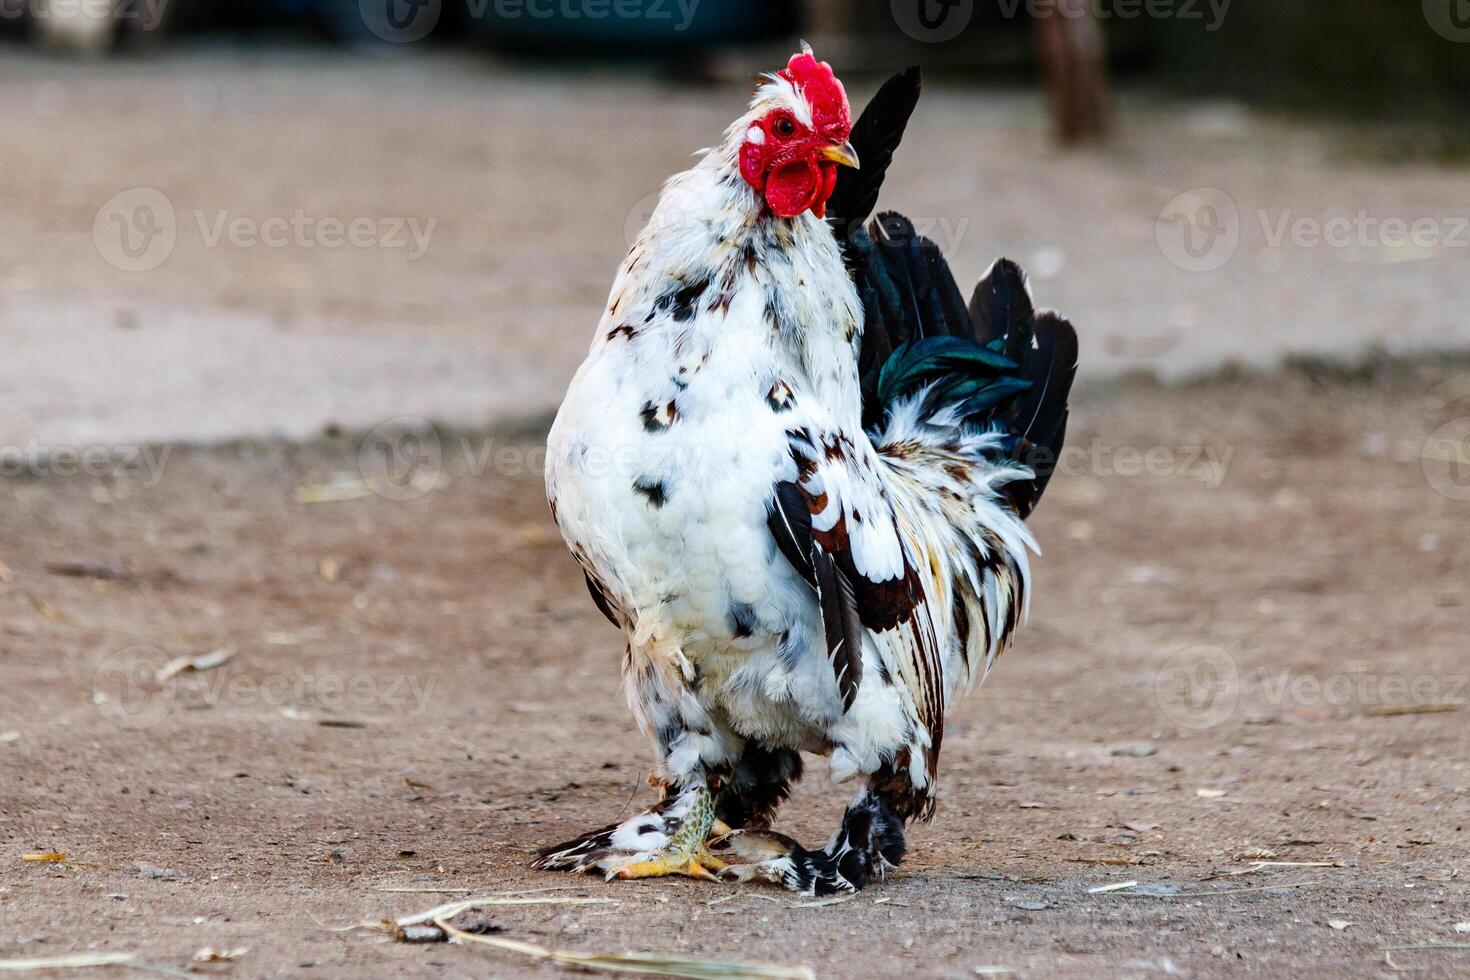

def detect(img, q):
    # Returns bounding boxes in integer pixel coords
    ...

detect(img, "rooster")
[538,47,1078,895]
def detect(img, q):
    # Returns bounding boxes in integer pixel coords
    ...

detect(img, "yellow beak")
[820,140,861,169]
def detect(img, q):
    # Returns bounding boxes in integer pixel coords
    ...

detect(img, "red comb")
[777,49,851,136]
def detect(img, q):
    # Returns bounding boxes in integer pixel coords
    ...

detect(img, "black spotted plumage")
[583,571,621,628]
[650,275,709,323]
[541,48,1083,898]
[632,478,667,507]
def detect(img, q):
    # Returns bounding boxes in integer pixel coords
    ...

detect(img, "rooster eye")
[772,116,797,138]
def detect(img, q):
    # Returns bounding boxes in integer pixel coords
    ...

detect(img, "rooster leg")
[717,783,911,896]
[715,743,804,831]
[535,629,745,882]
[609,783,726,881]
[533,781,726,881]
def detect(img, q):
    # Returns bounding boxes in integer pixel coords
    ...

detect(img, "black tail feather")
[826,67,922,248]
[969,258,1034,364]
[830,71,1079,519]
[921,238,972,339]
[1003,311,1078,517]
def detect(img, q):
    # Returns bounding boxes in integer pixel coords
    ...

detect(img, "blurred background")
[4,0,1468,447]
[4,8,1469,972]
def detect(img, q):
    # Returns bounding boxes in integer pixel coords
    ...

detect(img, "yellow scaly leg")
[612,785,726,881]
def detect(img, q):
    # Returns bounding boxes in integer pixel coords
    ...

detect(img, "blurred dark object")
[1138,0,1470,116]
[838,1,1470,120]
[471,0,800,54]
[0,0,477,52]
[4,0,793,53]
[2,0,176,54]
[1033,0,1111,144]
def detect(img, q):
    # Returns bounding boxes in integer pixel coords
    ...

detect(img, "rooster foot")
[609,844,726,882]
[533,785,727,883]
[714,793,907,896]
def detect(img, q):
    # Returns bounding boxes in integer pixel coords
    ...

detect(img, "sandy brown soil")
[2,366,1469,978]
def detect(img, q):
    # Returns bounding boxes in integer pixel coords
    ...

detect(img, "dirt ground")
[2,364,1468,978]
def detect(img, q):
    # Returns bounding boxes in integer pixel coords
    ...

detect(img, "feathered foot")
[533,784,728,882]
[715,791,907,896]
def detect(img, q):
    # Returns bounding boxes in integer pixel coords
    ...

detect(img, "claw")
[545,783,723,883]
[611,847,725,881]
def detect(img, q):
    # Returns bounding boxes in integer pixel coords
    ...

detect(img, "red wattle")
[765,158,829,219]
[764,160,818,218]
[816,163,838,216]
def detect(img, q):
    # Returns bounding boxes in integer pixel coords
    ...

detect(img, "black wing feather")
[767,481,814,580]
[583,571,622,628]
[768,482,864,710]
[763,66,1082,717]
[814,550,864,711]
